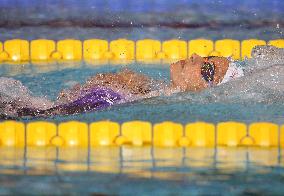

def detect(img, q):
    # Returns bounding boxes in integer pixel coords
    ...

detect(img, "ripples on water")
[0,46,283,123]
[0,1,284,195]
[0,0,283,41]
[1,26,283,43]
[1,147,284,195]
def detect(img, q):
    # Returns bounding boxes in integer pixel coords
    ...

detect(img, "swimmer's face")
[170,54,229,91]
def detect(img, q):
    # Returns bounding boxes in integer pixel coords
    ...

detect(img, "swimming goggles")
[201,56,215,85]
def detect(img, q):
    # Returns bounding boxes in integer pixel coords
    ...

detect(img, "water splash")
[0,77,53,118]
[0,46,283,119]
[143,46,284,105]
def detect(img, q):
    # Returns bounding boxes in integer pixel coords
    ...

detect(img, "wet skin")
[57,54,230,102]
[170,54,229,91]
[14,54,230,117]
[56,69,154,105]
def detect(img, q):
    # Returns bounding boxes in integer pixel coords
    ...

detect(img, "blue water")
[0,0,283,41]
[1,0,283,14]
[0,62,282,124]
[1,60,283,195]
[0,1,284,195]
[0,147,284,195]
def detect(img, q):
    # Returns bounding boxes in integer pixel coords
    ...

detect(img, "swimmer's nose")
[190,53,202,62]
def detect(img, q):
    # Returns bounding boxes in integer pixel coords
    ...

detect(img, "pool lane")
[0,147,283,195]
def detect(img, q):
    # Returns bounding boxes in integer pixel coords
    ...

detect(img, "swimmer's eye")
[201,61,215,83]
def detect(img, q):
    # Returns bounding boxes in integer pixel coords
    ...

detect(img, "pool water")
[0,147,284,195]
[0,0,283,41]
[0,48,283,195]
[1,61,283,195]
[0,62,283,124]
[0,1,284,194]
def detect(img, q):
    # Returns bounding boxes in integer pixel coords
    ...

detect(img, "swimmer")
[0,53,244,118]
[170,54,243,91]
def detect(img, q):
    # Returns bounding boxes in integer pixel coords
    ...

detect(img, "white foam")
[155,46,284,104]
[0,77,53,117]
[0,45,283,118]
